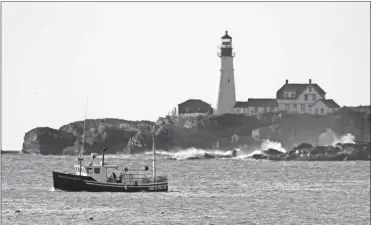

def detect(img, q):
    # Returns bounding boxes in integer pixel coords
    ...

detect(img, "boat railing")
[109,173,167,185]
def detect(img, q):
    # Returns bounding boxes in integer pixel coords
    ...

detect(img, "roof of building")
[276,80,326,99]
[234,99,278,108]
[313,99,340,108]
[247,98,278,107]
[178,99,211,106]
[221,31,232,39]
[234,101,248,108]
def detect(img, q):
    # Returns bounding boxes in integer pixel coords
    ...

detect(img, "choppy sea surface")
[1,149,370,225]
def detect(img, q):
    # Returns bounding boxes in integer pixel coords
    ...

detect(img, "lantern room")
[221,31,232,47]
[218,31,234,57]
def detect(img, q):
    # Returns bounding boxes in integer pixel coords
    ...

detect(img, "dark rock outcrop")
[250,142,370,161]
[22,127,76,155]
[22,119,154,155]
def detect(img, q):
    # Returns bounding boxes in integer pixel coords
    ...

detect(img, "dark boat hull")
[52,171,168,192]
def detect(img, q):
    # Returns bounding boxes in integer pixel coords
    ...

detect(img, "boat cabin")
[74,151,167,185]
[74,153,118,183]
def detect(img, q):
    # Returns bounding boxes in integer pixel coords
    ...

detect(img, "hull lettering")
[148,185,167,191]
[57,175,82,181]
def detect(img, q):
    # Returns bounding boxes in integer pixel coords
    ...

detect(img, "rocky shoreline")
[249,142,370,161]
[21,109,370,160]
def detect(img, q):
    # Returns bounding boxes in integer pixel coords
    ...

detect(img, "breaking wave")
[318,128,355,146]
[144,148,236,160]
[235,139,287,159]
[333,133,356,146]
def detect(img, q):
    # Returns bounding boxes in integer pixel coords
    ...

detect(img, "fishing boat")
[52,99,168,192]
[52,146,168,192]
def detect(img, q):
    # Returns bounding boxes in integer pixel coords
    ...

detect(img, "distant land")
[1,150,21,154]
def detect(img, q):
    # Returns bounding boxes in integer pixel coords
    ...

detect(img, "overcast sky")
[2,2,370,150]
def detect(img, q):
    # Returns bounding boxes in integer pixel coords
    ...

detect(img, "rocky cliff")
[21,107,370,155]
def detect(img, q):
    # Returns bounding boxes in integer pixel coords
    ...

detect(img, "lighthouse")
[215,31,236,115]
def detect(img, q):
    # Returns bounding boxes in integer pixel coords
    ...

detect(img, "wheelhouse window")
[94,168,100,174]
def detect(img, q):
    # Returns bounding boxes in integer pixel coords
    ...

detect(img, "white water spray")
[260,139,287,153]
[318,128,355,146]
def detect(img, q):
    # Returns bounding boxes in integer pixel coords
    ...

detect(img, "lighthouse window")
[228,79,230,83]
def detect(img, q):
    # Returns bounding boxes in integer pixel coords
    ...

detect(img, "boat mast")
[152,125,156,182]
[79,97,88,176]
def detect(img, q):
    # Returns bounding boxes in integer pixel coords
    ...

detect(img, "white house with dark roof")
[311,99,341,115]
[276,79,340,114]
[233,98,279,116]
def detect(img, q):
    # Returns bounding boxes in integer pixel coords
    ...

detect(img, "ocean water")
[1,150,370,225]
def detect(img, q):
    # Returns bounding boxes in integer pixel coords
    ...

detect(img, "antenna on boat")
[79,96,88,176]
[151,124,156,182]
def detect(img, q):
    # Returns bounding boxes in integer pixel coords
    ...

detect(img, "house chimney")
[309,79,312,84]
[285,79,288,84]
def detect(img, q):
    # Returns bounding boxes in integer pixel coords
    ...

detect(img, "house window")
[308,104,312,112]
[301,104,305,111]
[255,107,258,112]
[292,93,296,98]
[304,94,308,101]
[266,107,270,112]
[293,104,297,109]
[94,168,100,174]
[285,104,290,111]
[313,95,316,101]
[309,86,312,92]
[320,108,324,114]
[271,106,275,112]
[284,93,288,98]
[315,108,318,114]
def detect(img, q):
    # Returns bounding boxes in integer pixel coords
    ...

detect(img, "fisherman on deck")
[124,167,128,172]
[144,165,149,171]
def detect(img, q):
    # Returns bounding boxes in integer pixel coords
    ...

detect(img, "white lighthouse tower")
[215,31,236,115]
